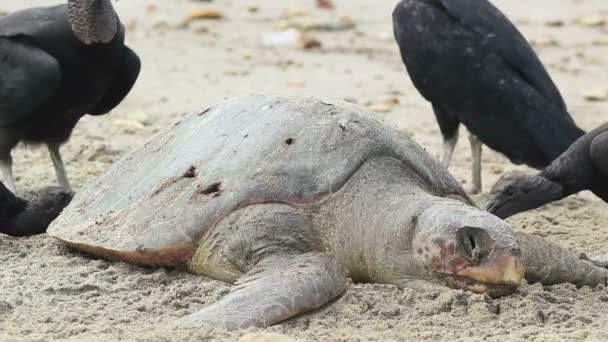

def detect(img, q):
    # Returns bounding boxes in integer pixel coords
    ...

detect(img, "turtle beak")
[447,247,523,296]
[431,227,523,296]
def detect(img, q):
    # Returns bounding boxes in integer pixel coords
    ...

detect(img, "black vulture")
[0,0,141,193]
[0,182,73,237]
[392,0,584,193]
[486,123,608,219]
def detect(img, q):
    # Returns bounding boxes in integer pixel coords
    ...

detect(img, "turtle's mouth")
[440,249,523,297]
[425,227,523,296]
[446,275,519,297]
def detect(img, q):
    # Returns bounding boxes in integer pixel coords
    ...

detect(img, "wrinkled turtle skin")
[49,95,608,330]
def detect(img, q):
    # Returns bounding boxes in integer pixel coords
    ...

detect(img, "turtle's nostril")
[463,232,480,261]
[457,227,493,263]
[468,235,476,250]
[510,246,522,258]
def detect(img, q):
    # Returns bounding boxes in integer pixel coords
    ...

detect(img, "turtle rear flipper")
[183,253,348,329]
[588,254,608,269]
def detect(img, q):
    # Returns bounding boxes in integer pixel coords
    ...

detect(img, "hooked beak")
[485,202,498,214]
[485,198,508,219]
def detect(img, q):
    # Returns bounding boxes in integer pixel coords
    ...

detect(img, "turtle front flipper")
[517,233,608,287]
[183,252,348,330]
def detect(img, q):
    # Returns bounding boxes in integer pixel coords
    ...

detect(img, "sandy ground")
[1,0,608,341]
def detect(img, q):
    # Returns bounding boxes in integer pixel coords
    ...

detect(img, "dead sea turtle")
[48,95,608,329]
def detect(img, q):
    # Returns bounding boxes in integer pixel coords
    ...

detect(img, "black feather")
[541,123,608,201]
[0,4,140,183]
[393,0,584,167]
[0,182,73,237]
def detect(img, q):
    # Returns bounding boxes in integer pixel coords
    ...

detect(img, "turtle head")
[485,172,563,219]
[410,200,523,297]
[68,0,120,45]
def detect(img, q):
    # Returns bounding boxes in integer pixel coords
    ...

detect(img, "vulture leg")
[47,143,72,192]
[469,133,482,194]
[432,104,459,168]
[441,135,459,168]
[0,155,16,193]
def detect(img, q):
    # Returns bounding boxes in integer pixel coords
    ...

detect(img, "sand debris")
[584,88,608,102]
[575,15,606,27]
[186,7,224,22]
